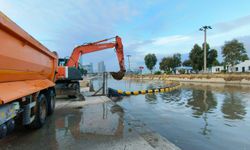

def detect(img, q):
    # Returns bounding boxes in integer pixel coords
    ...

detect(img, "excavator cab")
[57,58,83,80]
[58,58,68,66]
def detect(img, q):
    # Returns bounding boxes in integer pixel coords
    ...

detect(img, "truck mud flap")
[22,101,36,125]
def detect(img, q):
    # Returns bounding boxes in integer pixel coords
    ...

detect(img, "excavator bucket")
[110,70,125,80]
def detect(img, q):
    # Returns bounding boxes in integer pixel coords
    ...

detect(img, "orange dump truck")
[0,12,57,138]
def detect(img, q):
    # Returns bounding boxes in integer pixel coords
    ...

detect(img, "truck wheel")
[29,93,48,129]
[6,119,15,134]
[0,123,7,139]
[48,90,56,115]
[68,95,76,98]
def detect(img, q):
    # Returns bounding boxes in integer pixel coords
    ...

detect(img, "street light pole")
[127,55,131,72]
[204,29,207,73]
[199,26,212,73]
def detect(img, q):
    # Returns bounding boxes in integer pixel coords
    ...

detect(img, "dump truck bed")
[0,12,57,104]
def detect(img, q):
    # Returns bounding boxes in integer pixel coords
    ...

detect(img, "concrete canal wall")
[124,73,250,85]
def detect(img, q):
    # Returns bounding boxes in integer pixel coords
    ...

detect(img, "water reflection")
[144,84,158,104]
[145,94,157,104]
[187,89,217,117]
[221,93,246,120]
[54,102,124,149]
[160,89,182,105]
[187,89,217,136]
[0,101,125,150]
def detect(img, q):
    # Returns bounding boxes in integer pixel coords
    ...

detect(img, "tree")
[189,43,219,71]
[182,59,192,66]
[222,39,249,68]
[172,53,182,68]
[159,53,181,72]
[144,53,157,73]
[159,57,173,72]
[207,49,219,67]
[241,54,249,61]
[189,44,203,71]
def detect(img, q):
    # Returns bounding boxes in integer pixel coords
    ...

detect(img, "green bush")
[164,70,172,74]
[179,69,186,74]
[220,70,227,73]
[154,71,161,75]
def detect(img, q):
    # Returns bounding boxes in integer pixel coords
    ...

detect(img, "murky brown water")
[98,79,250,150]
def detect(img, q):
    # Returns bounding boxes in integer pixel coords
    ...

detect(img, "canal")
[94,78,250,150]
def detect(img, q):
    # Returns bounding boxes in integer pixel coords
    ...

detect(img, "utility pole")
[127,55,131,72]
[199,26,212,73]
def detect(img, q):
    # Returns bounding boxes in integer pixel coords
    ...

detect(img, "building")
[82,63,93,74]
[232,60,250,72]
[98,61,106,73]
[210,60,250,73]
[174,66,193,74]
[211,66,224,73]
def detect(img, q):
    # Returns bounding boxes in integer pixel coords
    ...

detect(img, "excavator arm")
[66,36,126,80]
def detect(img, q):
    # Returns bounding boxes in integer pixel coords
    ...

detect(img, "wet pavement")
[0,96,180,150]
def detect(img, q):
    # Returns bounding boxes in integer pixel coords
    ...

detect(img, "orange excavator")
[55,36,126,98]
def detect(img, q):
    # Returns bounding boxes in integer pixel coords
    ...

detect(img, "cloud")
[1,1,250,72]
[125,34,193,57]
[126,39,154,51]
[0,0,140,72]
[215,15,250,34]
[0,0,138,57]
[153,35,191,46]
[126,35,191,50]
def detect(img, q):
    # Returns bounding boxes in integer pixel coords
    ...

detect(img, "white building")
[98,61,106,73]
[211,60,250,73]
[174,66,193,74]
[211,66,224,73]
[232,60,250,73]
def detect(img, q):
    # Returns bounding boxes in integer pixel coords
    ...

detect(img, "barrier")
[108,83,181,97]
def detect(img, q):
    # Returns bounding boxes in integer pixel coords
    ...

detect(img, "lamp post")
[199,26,212,73]
[127,55,131,72]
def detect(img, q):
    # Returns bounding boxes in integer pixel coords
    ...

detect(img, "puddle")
[0,101,125,150]
[0,94,180,150]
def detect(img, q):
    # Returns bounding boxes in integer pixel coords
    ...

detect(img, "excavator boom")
[66,36,125,80]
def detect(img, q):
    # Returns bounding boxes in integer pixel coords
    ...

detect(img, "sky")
[1,0,250,72]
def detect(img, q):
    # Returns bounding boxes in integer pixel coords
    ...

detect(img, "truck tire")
[29,93,48,129]
[47,90,56,115]
[0,123,7,139]
[68,95,76,98]
[6,119,15,134]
